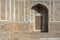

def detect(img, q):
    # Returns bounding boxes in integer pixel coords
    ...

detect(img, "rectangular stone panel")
[35,16,41,30]
[11,0,14,21]
[15,0,18,21]
[49,22,60,33]
[7,0,11,20]
[19,2,24,21]
[25,2,30,22]
[0,22,27,33]
[1,0,6,20]
[53,0,60,21]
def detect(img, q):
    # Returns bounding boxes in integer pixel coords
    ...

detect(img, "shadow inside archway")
[31,3,48,32]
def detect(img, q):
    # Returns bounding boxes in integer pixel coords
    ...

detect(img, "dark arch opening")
[31,3,48,32]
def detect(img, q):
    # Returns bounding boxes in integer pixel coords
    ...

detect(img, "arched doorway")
[31,3,48,32]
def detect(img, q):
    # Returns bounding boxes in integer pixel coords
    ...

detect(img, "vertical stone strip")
[19,0,24,21]
[52,0,54,21]
[7,0,10,20]
[15,0,18,21]
[18,0,19,21]
[11,0,14,21]
[49,0,52,21]
[5,0,7,20]
[10,0,11,21]
[1,0,6,20]
[33,0,36,31]
[25,0,30,22]
[24,0,25,21]
[14,0,15,21]
[0,0,1,20]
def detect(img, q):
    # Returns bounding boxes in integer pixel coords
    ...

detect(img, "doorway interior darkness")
[31,3,48,32]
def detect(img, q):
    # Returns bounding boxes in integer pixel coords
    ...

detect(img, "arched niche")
[31,3,48,32]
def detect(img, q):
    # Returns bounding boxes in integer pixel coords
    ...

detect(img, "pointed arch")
[31,3,48,32]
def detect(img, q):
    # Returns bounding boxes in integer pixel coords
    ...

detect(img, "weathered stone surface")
[0,32,10,40]
[0,22,26,32]
[0,22,34,33]
[0,0,60,40]
[35,16,41,30]
[54,0,60,21]
[49,22,60,33]
[1,0,6,20]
